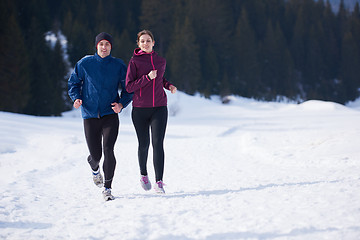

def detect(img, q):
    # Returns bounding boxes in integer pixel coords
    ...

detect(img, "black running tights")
[132,106,168,182]
[84,114,119,189]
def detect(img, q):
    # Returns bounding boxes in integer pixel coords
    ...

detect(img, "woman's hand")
[73,99,82,109]
[148,70,157,80]
[111,102,123,113]
[169,85,177,94]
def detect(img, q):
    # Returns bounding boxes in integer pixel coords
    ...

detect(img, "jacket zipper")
[150,52,156,107]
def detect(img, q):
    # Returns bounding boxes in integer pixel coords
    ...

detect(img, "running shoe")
[92,169,103,188]
[154,180,165,194]
[102,188,115,201]
[140,175,152,191]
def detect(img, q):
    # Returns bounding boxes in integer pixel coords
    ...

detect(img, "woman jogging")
[68,32,132,201]
[126,30,177,194]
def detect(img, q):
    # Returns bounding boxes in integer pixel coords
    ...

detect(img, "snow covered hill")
[1,92,360,239]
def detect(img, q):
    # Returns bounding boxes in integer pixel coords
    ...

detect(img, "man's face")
[97,40,111,58]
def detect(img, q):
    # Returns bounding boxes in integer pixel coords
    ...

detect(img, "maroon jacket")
[126,48,173,108]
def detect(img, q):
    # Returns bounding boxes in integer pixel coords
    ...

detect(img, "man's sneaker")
[140,175,152,191]
[154,180,165,194]
[102,188,115,201]
[92,169,103,188]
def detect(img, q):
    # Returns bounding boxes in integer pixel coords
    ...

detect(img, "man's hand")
[73,99,82,109]
[111,102,123,113]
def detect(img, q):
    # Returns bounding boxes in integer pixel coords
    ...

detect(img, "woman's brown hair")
[137,30,155,43]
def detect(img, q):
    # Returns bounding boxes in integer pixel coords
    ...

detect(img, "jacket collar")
[95,52,112,62]
[134,48,154,56]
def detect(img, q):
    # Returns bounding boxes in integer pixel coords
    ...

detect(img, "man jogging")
[68,32,132,201]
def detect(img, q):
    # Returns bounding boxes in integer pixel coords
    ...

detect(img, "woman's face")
[138,34,155,53]
[97,40,111,58]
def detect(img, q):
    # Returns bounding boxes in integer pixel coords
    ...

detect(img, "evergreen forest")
[1,0,360,116]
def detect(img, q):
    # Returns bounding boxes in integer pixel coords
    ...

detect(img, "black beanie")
[95,32,113,48]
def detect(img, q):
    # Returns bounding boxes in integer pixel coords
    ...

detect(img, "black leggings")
[84,114,119,189]
[132,106,168,182]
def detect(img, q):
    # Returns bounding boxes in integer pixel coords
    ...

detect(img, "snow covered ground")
[1,92,360,240]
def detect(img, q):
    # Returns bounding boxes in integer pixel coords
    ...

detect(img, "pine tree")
[339,31,360,102]
[233,8,261,98]
[291,3,307,74]
[113,29,135,64]
[304,23,325,99]
[202,43,220,97]
[140,0,175,56]
[167,16,201,94]
[243,0,267,41]
[94,0,108,34]
[275,22,295,99]
[50,39,70,115]
[0,3,31,113]
[337,0,348,38]
[71,20,93,63]
[220,72,231,99]
[63,10,93,65]
[283,0,298,42]
[188,0,233,67]
[350,2,360,60]
[322,0,339,80]
[24,17,54,116]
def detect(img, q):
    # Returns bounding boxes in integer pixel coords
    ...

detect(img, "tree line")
[1,0,360,116]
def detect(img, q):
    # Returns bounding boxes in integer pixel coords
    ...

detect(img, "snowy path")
[1,93,360,239]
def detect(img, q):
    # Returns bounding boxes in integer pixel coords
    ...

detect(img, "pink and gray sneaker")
[154,180,165,194]
[140,175,152,191]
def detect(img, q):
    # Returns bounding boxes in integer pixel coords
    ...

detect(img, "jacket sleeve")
[119,79,133,108]
[125,59,152,93]
[118,63,133,108]
[163,77,173,90]
[68,63,83,101]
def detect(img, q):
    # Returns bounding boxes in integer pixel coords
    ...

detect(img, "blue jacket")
[68,53,133,119]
